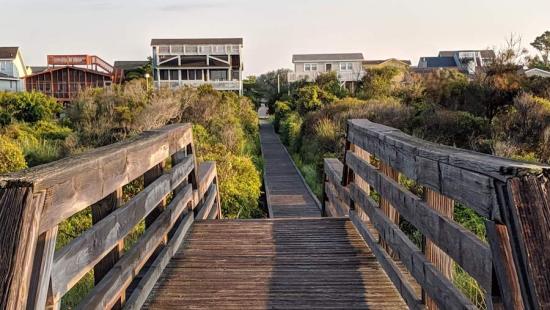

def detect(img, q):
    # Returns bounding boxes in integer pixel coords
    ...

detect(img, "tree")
[248,69,292,113]
[314,72,348,98]
[356,66,400,99]
[530,31,550,69]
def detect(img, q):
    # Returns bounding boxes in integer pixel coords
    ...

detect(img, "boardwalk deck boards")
[259,121,321,218]
[144,218,408,309]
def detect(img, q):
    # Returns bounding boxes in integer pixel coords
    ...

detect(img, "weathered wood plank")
[50,159,194,302]
[77,184,194,310]
[0,124,193,235]
[123,212,194,310]
[197,162,217,201]
[507,174,550,309]
[348,119,548,182]
[196,184,218,220]
[349,211,424,309]
[350,184,475,309]
[28,225,58,310]
[0,188,45,310]
[346,152,492,289]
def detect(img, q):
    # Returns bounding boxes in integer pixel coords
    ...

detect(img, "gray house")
[417,50,496,75]
[288,53,365,87]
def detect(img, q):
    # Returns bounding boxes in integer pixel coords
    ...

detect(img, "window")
[188,70,195,80]
[340,62,353,71]
[159,70,170,81]
[304,63,318,71]
[196,70,203,80]
[181,70,188,80]
[210,70,228,81]
[170,70,179,80]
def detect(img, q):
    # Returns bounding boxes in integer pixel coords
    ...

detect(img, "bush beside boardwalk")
[0,81,264,308]
[247,44,550,308]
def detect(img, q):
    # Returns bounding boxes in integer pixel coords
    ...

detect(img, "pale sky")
[2,0,549,75]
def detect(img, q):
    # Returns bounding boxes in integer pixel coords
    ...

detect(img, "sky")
[1,0,549,75]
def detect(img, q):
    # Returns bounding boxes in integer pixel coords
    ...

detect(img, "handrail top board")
[0,123,192,189]
[348,119,549,181]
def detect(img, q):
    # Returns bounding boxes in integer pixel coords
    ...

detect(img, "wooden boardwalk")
[144,218,408,309]
[259,121,321,218]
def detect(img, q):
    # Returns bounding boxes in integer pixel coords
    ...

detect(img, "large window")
[304,63,318,71]
[340,62,353,71]
[159,70,170,81]
[210,70,228,81]
[170,70,179,80]
[185,69,203,81]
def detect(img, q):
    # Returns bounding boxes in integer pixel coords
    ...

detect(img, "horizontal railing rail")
[323,119,550,310]
[0,124,221,310]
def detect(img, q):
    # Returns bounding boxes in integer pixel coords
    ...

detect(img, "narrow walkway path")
[144,218,408,309]
[259,119,321,218]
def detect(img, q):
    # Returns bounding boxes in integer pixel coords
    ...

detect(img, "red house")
[25,55,121,103]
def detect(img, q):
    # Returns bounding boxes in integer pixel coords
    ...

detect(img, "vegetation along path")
[259,118,321,218]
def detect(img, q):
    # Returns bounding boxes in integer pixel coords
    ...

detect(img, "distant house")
[113,60,150,82]
[150,38,244,94]
[25,55,115,103]
[288,53,365,89]
[363,58,411,82]
[416,50,496,75]
[363,58,411,70]
[524,68,550,78]
[0,47,31,92]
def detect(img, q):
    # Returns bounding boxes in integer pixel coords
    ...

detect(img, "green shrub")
[357,66,401,99]
[34,120,72,140]
[296,85,336,114]
[0,91,61,122]
[280,112,303,152]
[0,135,27,173]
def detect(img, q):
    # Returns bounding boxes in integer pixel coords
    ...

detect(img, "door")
[326,63,332,71]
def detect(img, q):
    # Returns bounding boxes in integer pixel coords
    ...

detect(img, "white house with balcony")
[151,38,243,94]
[0,47,31,92]
[288,53,365,89]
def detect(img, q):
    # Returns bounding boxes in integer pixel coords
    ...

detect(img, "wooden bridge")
[1,120,549,309]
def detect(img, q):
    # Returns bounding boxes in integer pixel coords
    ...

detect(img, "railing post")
[90,187,124,309]
[378,162,400,256]
[0,187,45,310]
[424,189,454,310]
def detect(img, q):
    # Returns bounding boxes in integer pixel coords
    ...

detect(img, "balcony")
[158,45,241,56]
[158,80,241,91]
[288,71,365,83]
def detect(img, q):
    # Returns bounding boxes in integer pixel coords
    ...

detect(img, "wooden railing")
[323,119,550,310]
[0,124,221,310]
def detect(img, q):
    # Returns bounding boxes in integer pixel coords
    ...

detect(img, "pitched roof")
[151,38,243,46]
[0,47,19,59]
[421,56,458,68]
[363,59,412,65]
[25,66,112,79]
[438,50,496,59]
[292,53,364,62]
[30,66,48,74]
[113,61,149,71]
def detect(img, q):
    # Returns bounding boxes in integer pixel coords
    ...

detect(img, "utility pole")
[277,74,280,94]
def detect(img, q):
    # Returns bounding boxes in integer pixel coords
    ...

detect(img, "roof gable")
[0,47,19,59]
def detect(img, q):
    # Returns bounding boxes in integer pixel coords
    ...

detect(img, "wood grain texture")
[346,119,550,219]
[0,187,44,310]
[77,184,194,310]
[507,174,550,309]
[350,184,475,309]
[345,152,492,289]
[260,121,321,218]
[144,218,408,309]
